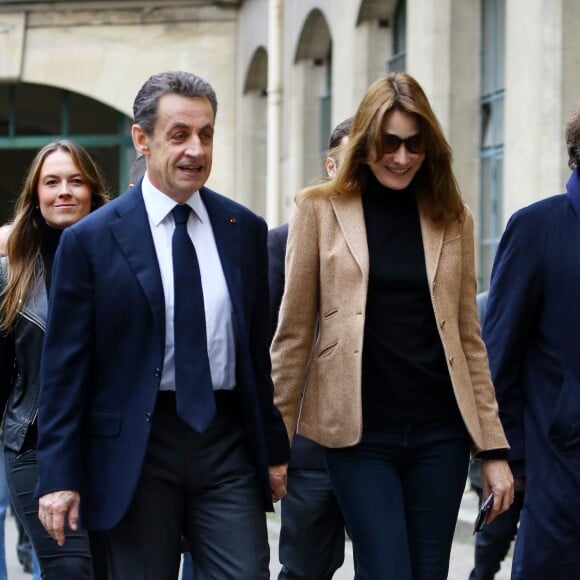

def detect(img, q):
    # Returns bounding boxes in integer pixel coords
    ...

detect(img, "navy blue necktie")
[172,204,215,432]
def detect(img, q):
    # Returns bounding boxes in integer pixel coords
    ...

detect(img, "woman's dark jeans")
[5,447,95,579]
[326,419,471,580]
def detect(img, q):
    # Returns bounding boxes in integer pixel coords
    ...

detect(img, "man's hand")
[38,490,80,546]
[481,459,514,525]
[269,464,288,503]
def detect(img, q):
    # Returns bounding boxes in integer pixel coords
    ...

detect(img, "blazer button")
[440,319,446,328]
[146,413,152,422]
[448,355,454,365]
[154,368,161,377]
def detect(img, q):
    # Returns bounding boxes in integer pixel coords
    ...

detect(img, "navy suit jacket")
[37,183,290,531]
[483,177,580,577]
[267,223,326,470]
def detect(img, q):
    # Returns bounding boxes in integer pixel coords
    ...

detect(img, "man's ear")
[132,124,150,156]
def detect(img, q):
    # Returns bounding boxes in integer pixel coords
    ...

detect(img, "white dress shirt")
[141,173,236,391]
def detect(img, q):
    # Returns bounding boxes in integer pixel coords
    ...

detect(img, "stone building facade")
[1,0,579,285]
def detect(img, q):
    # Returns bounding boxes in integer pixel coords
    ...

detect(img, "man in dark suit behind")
[36,70,290,579]
[268,118,352,580]
[483,101,580,579]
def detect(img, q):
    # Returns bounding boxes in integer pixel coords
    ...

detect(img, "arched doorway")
[241,46,268,216]
[0,82,133,223]
[292,8,333,189]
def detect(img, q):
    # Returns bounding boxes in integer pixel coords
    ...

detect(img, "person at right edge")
[482,101,580,580]
[270,72,514,580]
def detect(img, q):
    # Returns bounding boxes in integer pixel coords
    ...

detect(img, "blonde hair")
[0,140,109,331]
[297,73,464,224]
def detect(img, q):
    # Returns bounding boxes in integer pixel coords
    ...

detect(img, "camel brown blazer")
[270,192,509,454]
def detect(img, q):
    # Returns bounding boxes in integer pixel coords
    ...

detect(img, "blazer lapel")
[418,199,445,290]
[109,187,165,336]
[330,195,369,281]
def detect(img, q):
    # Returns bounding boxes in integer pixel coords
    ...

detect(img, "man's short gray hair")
[133,71,218,136]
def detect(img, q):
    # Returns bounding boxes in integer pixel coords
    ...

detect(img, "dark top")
[41,223,63,296]
[361,175,461,429]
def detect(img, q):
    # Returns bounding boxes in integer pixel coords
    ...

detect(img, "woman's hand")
[480,459,514,525]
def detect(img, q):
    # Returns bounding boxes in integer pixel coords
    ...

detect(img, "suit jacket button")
[440,319,446,328]
[154,368,161,377]
[448,355,454,365]
[146,413,152,422]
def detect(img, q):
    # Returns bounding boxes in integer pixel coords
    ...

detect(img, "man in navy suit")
[483,102,580,579]
[268,118,352,580]
[36,71,290,579]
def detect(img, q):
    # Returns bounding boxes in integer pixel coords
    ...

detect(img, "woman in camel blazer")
[270,73,514,580]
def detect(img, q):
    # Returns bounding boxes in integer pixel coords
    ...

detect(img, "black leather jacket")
[0,257,47,453]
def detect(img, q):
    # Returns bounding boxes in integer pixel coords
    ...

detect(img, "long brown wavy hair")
[297,72,464,224]
[0,140,109,331]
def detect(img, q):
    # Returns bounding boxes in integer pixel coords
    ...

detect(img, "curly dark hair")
[566,101,580,170]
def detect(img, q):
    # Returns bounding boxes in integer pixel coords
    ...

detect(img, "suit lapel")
[200,188,242,316]
[109,187,165,336]
[330,194,369,280]
[418,199,445,289]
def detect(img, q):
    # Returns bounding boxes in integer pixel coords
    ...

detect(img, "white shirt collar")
[141,172,208,226]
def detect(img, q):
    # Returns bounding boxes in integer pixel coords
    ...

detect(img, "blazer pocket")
[86,410,122,438]
[322,308,339,319]
[318,340,338,358]
[548,376,580,451]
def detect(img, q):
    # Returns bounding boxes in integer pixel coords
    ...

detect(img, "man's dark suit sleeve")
[482,207,544,478]
[267,225,288,341]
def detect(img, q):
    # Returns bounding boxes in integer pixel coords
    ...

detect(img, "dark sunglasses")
[382,133,425,154]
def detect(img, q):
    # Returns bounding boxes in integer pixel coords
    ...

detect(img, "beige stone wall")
[407,0,480,212]
[0,13,25,81]
[2,0,580,231]
[561,0,580,187]
[503,0,580,222]
[0,3,239,196]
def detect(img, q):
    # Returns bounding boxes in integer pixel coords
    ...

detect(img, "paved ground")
[4,510,30,579]
[268,488,513,580]
[2,488,513,578]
